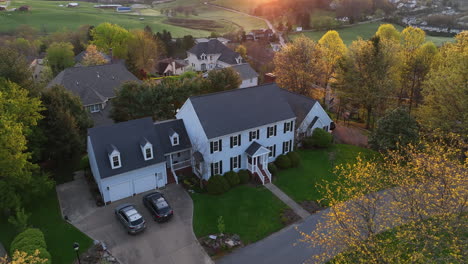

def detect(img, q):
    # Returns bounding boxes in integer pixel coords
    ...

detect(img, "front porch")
[246,142,272,184]
[166,149,193,184]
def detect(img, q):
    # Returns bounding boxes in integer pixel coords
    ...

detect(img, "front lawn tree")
[91,23,131,59]
[39,85,93,161]
[369,107,419,151]
[273,35,324,97]
[335,37,398,129]
[206,67,242,93]
[46,42,75,75]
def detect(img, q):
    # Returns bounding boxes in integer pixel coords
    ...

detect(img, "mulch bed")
[280,208,301,225]
[299,201,325,214]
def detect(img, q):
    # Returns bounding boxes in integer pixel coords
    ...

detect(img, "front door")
[256,156,261,168]
[156,172,165,188]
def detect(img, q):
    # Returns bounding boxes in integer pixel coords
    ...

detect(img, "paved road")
[57,173,213,264]
[205,3,286,47]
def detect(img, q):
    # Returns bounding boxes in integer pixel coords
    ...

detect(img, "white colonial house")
[186,39,259,88]
[87,83,333,203]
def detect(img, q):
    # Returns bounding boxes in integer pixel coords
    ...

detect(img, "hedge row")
[10,228,51,264]
[303,128,333,149]
[274,151,301,170]
[207,170,250,195]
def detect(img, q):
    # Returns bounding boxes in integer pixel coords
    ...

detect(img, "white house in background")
[230,63,259,88]
[195,37,231,45]
[87,83,333,203]
[186,39,244,71]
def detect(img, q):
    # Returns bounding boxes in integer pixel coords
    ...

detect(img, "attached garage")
[109,181,132,202]
[133,174,157,194]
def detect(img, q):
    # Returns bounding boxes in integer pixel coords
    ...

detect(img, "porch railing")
[254,166,265,185]
[263,167,272,182]
[172,159,191,170]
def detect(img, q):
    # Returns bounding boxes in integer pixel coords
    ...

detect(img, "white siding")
[297,102,333,137]
[186,52,221,71]
[239,77,258,88]
[87,136,102,192]
[100,162,167,203]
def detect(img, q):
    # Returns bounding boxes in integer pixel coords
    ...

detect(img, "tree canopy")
[81,44,108,66]
[91,23,131,59]
[46,42,75,75]
[205,67,242,93]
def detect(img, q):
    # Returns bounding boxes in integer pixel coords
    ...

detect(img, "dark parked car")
[143,192,173,222]
[114,203,146,234]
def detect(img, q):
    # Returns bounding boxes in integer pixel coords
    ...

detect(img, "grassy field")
[0,0,266,36]
[274,144,376,203]
[0,190,92,264]
[192,185,286,244]
[288,22,454,46]
[212,0,267,13]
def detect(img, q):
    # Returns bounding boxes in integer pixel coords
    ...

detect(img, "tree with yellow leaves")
[81,44,108,66]
[127,30,164,74]
[273,35,324,97]
[0,250,47,264]
[297,133,467,263]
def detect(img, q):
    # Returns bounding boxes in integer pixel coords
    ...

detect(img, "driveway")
[57,173,213,264]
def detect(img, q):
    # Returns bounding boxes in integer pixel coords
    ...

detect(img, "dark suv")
[114,203,146,234]
[143,192,173,222]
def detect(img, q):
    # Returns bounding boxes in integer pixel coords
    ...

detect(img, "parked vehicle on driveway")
[143,192,174,222]
[114,203,146,234]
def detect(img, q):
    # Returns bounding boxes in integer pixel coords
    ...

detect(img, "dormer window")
[236,56,242,64]
[107,145,122,169]
[170,131,179,146]
[201,54,207,60]
[140,138,153,161]
[112,155,121,168]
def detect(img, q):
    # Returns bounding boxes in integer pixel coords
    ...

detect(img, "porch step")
[166,169,177,184]
[260,169,270,184]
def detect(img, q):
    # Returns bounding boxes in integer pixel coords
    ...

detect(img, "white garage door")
[133,175,157,194]
[109,181,132,202]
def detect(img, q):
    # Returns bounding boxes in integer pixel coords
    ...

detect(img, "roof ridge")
[189,83,278,100]
[280,88,317,102]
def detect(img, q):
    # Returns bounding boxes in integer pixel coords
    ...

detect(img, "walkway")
[265,183,310,219]
[206,3,286,47]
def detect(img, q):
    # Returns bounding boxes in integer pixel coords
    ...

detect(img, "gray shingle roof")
[47,63,140,106]
[88,117,166,179]
[187,39,241,65]
[153,119,191,154]
[280,89,317,126]
[230,63,258,80]
[245,142,262,156]
[189,83,296,139]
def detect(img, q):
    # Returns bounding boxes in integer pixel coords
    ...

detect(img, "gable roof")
[47,63,140,106]
[280,89,317,126]
[230,63,259,80]
[245,141,270,156]
[153,119,191,154]
[88,117,166,179]
[188,39,241,65]
[188,83,296,139]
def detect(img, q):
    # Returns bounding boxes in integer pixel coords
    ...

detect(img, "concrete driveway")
[57,173,213,264]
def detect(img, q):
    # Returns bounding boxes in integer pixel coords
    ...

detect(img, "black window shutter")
[211,163,214,176]
[210,142,214,153]
[274,125,277,136]
[290,140,293,151]
[283,122,287,133]
[238,155,241,168]
[257,129,260,139]
[291,121,294,130]
[282,142,285,154]
[238,134,241,145]
[230,137,233,148]
[219,139,222,151]
[267,127,270,138]
[230,157,233,171]
[220,160,223,174]
[273,145,276,156]
[249,132,252,141]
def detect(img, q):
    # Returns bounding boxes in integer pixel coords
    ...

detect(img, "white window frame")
[171,134,179,146]
[249,130,259,141]
[232,156,240,169]
[89,104,100,113]
[283,141,291,154]
[201,54,207,60]
[267,145,275,157]
[212,140,220,152]
[212,161,221,175]
[267,126,275,137]
[231,134,240,147]
[144,146,153,160]
[110,154,121,169]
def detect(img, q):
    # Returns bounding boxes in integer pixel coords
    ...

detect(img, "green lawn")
[0,190,92,263]
[274,144,376,203]
[192,185,287,244]
[288,22,454,46]
[0,0,265,36]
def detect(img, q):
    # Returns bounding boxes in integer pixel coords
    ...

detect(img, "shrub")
[286,151,301,167]
[80,155,90,170]
[10,228,51,264]
[268,163,278,176]
[310,128,332,148]
[238,170,250,184]
[302,137,314,149]
[8,207,30,232]
[275,154,291,169]
[206,175,230,195]
[224,171,240,187]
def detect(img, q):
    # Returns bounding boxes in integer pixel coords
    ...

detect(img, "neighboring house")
[186,39,244,71]
[230,63,259,88]
[155,58,188,76]
[47,63,140,126]
[75,50,111,66]
[270,43,282,52]
[247,29,273,41]
[88,83,333,203]
[195,37,230,45]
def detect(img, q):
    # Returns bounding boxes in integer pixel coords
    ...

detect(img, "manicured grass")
[0,190,92,263]
[274,144,376,203]
[289,22,454,46]
[192,185,287,244]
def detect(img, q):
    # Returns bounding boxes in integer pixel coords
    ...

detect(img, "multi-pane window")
[211,161,223,176]
[210,139,222,153]
[172,135,179,146]
[145,147,152,159]
[267,125,277,138]
[88,104,100,113]
[249,130,259,141]
[230,155,241,170]
[230,134,241,148]
[284,120,294,133]
[267,145,276,158]
[112,155,121,168]
[282,140,293,154]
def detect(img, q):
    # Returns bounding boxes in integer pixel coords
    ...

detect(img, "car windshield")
[131,217,144,226]
[155,198,170,213]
